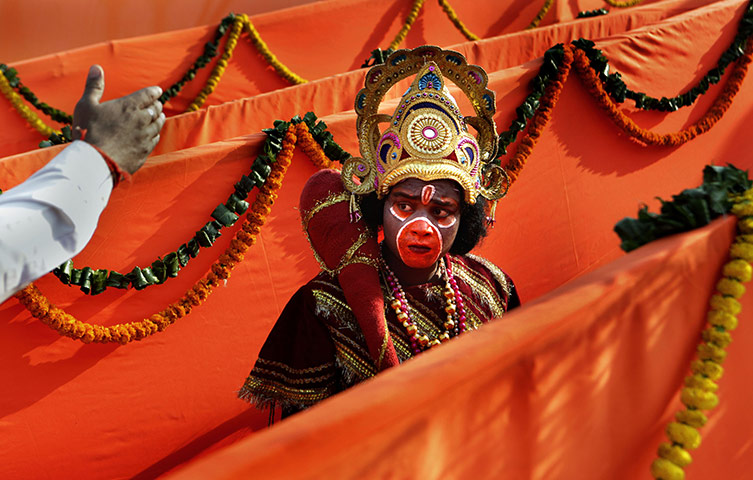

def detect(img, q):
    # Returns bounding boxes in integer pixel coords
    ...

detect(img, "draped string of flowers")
[13,121,334,344]
[363,0,563,66]
[437,0,479,41]
[0,12,308,145]
[242,15,307,85]
[501,44,572,184]
[614,165,753,480]
[0,64,71,124]
[604,0,644,7]
[44,113,345,296]
[525,0,554,30]
[388,0,426,51]
[186,14,247,111]
[497,0,753,183]
[6,0,748,147]
[654,200,753,477]
[572,38,752,146]
[0,66,61,137]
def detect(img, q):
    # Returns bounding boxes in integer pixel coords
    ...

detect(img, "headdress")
[301,47,507,373]
[342,46,508,204]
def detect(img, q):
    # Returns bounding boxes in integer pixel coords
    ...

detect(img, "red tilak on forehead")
[421,185,435,205]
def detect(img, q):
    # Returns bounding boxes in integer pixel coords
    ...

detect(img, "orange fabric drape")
[0,0,708,158]
[1,0,753,478]
[165,217,753,480]
[0,0,664,64]
[0,0,324,63]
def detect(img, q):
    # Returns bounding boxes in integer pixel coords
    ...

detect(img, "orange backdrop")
[0,0,689,158]
[1,0,752,478]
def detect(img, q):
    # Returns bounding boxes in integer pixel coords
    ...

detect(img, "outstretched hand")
[72,65,165,175]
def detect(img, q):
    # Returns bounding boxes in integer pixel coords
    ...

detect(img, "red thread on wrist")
[77,128,132,187]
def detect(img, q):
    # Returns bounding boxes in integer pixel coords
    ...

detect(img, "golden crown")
[342,46,507,204]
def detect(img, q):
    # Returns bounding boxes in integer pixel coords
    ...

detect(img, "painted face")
[383,178,462,269]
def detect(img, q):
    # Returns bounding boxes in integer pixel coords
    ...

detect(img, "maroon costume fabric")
[298,169,399,370]
[239,254,519,414]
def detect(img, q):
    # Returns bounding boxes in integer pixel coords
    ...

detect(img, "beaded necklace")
[381,254,468,355]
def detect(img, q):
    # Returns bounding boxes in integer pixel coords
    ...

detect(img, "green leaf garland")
[45,112,351,295]
[615,165,752,252]
[0,64,72,124]
[577,9,609,19]
[573,1,753,111]
[496,44,565,159]
[158,13,237,104]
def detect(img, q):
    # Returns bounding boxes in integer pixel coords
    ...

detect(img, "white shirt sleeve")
[0,140,113,303]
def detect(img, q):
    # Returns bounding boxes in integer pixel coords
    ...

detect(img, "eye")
[397,202,413,213]
[432,207,449,218]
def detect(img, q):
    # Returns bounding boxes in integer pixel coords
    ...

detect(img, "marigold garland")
[388,0,426,50]
[160,14,236,105]
[0,66,61,137]
[30,113,346,296]
[605,0,644,7]
[438,0,479,41]
[572,36,753,146]
[1,64,72,124]
[296,122,334,170]
[650,187,753,480]
[525,0,554,30]
[13,122,331,344]
[502,44,573,184]
[244,18,307,85]
[187,15,246,111]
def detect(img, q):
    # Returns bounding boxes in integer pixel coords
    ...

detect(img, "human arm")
[0,141,112,302]
[0,65,165,303]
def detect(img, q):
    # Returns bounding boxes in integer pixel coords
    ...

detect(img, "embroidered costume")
[239,46,518,416]
[239,254,519,411]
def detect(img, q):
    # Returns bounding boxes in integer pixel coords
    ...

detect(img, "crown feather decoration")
[342,46,508,204]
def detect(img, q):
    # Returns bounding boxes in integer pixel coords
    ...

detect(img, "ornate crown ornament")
[342,46,508,204]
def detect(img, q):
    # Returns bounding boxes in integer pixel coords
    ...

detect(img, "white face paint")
[438,215,457,229]
[421,185,436,205]
[395,217,443,267]
[388,201,457,229]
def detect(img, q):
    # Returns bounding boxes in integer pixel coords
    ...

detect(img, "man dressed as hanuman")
[239,46,520,419]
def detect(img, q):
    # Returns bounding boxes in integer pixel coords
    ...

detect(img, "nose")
[408,219,433,237]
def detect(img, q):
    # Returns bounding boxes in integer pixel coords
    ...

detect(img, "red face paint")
[396,217,442,269]
[421,185,435,206]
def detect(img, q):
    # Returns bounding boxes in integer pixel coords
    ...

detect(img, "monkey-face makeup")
[382,178,461,270]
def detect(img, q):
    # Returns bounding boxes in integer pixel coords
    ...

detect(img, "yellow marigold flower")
[657,442,692,467]
[709,294,741,315]
[738,218,753,234]
[676,409,708,428]
[716,277,745,298]
[736,234,753,244]
[650,458,685,480]
[681,387,719,410]
[722,259,753,282]
[707,310,738,330]
[80,330,94,344]
[730,241,753,260]
[667,422,701,449]
[697,342,727,363]
[691,359,724,380]
[731,202,753,217]
[702,328,732,348]
[684,373,718,392]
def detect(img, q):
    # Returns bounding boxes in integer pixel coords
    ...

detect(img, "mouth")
[407,244,433,254]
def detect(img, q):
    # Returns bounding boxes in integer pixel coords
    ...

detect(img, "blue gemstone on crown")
[418,72,442,91]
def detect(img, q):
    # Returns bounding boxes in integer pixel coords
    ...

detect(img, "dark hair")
[360,190,488,255]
